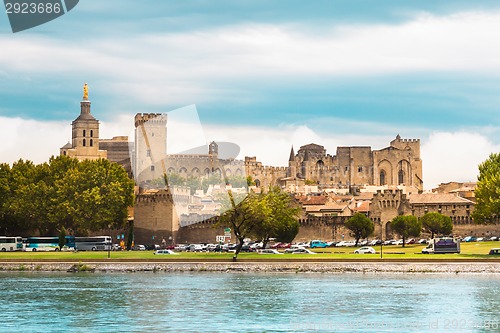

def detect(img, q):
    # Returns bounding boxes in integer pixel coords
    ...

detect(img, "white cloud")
[421,131,500,189]
[0,116,68,164]
[3,10,500,107]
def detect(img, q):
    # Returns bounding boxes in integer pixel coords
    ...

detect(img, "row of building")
[58,85,495,244]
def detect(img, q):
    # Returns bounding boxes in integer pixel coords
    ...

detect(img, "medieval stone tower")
[133,113,168,186]
[60,83,107,160]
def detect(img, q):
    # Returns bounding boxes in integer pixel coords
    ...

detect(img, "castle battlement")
[134,113,167,128]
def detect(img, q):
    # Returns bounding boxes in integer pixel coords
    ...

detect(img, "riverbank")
[1,261,500,273]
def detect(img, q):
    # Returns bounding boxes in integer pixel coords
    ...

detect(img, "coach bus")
[75,236,112,251]
[0,236,23,252]
[25,236,76,251]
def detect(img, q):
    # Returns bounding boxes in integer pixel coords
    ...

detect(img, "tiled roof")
[409,193,474,205]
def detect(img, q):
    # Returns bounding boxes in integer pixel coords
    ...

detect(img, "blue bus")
[25,236,76,252]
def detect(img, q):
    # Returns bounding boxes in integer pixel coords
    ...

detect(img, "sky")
[1,0,499,190]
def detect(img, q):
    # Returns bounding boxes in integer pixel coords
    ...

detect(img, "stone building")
[60,84,107,161]
[243,135,423,191]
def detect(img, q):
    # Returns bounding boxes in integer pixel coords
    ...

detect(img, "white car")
[154,249,179,255]
[259,249,283,255]
[291,248,316,254]
[354,246,376,254]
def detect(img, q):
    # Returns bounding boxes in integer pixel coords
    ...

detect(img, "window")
[146,149,151,157]
[90,130,93,137]
[398,170,404,184]
[83,139,86,147]
[90,139,93,147]
[83,130,86,137]
[380,170,386,185]
[151,165,155,172]
[358,166,362,172]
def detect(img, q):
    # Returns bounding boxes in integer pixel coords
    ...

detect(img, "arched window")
[90,130,93,137]
[83,130,86,137]
[90,139,93,147]
[380,170,386,185]
[398,170,404,184]
[83,139,86,147]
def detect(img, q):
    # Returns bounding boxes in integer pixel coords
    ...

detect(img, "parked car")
[134,244,146,251]
[296,242,310,248]
[310,240,328,248]
[394,240,404,246]
[291,248,316,254]
[462,236,477,242]
[354,246,376,254]
[477,237,485,242]
[272,242,291,249]
[285,245,305,253]
[489,248,500,255]
[369,239,382,246]
[488,236,498,241]
[417,239,428,244]
[405,238,416,245]
[154,249,179,255]
[259,249,283,255]
[358,240,368,246]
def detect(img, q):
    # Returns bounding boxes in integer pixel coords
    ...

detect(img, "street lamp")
[108,224,111,259]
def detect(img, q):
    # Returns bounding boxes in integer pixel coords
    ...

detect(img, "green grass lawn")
[0,241,498,260]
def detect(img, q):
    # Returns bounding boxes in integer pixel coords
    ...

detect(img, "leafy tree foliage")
[473,153,500,224]
[420,212,453,238]
[344,212,374,246]
[217,191,266,259]
[217,187,300,259]
[254,187,300,247]
[391,215,421,247]
[0,156,134,236]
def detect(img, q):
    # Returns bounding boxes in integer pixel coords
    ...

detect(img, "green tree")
[391,215,421,247]
[55,158,134,234]
[58,226,67,250]
[255,187,300,248]
[217,191,266,260]
[345,213,374,246]
[420,212,453,239]
[473,153,500,224]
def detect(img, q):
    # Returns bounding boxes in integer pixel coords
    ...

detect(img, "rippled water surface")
[1,272,499,332]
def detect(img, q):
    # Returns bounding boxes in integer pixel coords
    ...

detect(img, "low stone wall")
[1,261,499,274]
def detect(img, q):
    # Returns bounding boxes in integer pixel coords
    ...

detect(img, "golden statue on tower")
[83,83,89,100]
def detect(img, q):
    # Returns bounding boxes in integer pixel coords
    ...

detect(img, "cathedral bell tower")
[60,83,107,160]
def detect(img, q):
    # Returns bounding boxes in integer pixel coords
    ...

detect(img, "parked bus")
[0,236,23,252]
[75,236,112,251]
[25,236,76,252]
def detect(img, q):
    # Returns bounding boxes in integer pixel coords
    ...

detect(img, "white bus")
[75,236,112,251]
[0,236,23,252]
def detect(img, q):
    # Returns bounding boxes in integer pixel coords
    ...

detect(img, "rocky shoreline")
[1,261,499,274]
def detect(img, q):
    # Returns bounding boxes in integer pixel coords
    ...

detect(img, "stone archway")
[384,221,393,239]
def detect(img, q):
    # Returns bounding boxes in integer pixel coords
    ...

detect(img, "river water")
[1,272,499,332]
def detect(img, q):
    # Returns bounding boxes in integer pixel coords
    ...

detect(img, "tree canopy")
[344,213,374,246]
[391,215,421,247]
[0,156,134,236]
[420,212,453,239]
[217,187,300,259]
[473,153,500,224]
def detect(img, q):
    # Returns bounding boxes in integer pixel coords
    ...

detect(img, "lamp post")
[108,224,111,259]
